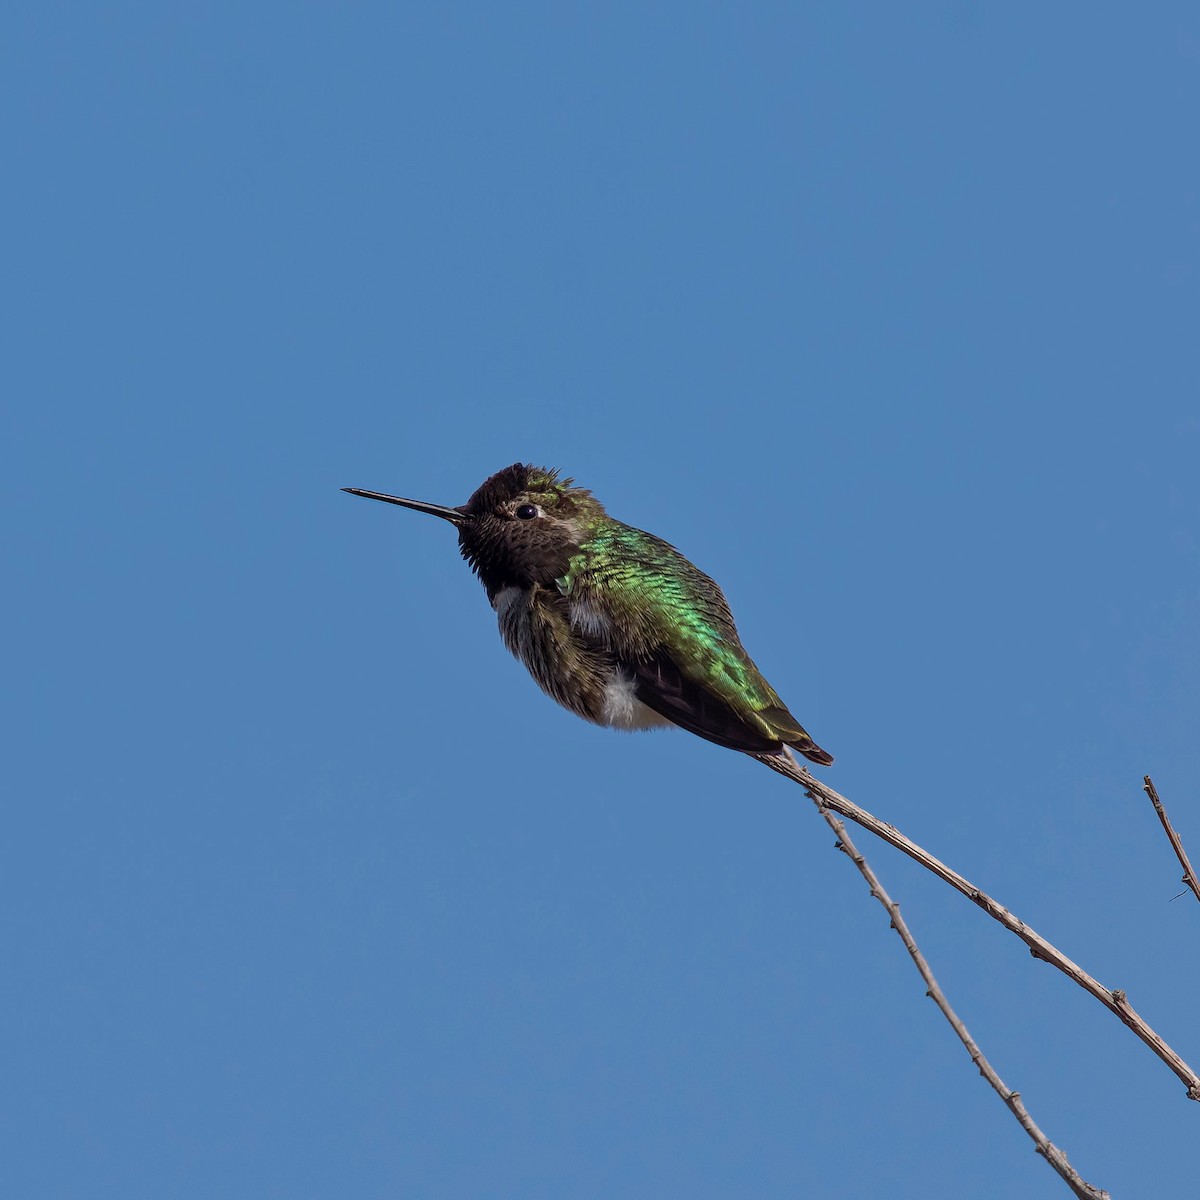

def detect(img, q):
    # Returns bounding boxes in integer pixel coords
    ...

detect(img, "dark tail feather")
[790,737,834,767]
[759,704,835,766]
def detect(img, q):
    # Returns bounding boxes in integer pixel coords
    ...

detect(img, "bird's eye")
[515,504,539,520]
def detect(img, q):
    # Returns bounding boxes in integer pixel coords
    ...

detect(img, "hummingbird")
[343,463,832,765]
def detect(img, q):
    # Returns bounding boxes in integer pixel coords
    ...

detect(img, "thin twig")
[1143,775,1200,905]
[752,752,1200,1102]
[816,801,1110,1200]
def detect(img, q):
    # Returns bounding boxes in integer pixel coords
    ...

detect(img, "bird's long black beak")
[342,487,465,526]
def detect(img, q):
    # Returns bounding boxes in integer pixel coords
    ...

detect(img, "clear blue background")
[6,4,1198,1196]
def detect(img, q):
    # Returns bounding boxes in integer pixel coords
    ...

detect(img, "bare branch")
[1143,775,1200,905]
[753,752,1200,1101]
[816,801,1110,1199]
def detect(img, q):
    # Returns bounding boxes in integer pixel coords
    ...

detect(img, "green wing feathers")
[562,524,833,764]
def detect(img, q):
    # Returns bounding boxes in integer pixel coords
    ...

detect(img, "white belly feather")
[492,584,672,732]
[600,673,673,731]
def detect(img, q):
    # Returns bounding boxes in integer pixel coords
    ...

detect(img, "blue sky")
[6,4,1199,1196]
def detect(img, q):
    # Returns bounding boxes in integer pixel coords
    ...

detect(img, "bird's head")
[343,463,606,599]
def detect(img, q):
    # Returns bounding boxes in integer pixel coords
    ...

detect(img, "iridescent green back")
[560,521,826,756]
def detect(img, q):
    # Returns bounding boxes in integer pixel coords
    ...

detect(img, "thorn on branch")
[1143,775,1200,905]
